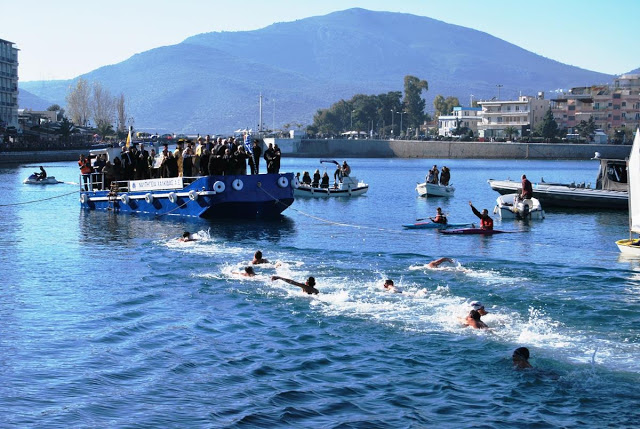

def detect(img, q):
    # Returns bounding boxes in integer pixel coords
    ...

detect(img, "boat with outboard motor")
[23,173,60,185]
[487,156,628,209]
[616,129,640,255]
[415,182,455,197]
[294,160,368,198]
[494,193,545,220]
[79,146,295,219]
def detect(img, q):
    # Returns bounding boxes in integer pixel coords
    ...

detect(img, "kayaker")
[521,174,533,199]
[430,207,447,224]
[469,201,493,230]
[271,275,319,295]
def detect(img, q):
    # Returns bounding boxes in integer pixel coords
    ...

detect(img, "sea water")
[1,157,639,427]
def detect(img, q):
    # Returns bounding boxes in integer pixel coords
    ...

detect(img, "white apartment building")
[0,38,19,128]
[438,107,482,137]
[477,93,549,139]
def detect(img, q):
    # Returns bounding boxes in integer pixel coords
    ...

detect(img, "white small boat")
[416,182,455,197]
[616,129,640,256]
[23,174,60,185]
[294,176,368,198]
[494,193,545,220]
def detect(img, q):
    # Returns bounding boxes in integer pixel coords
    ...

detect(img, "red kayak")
[439,228,511,235]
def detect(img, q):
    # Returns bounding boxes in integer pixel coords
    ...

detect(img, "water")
[2,158,640,427]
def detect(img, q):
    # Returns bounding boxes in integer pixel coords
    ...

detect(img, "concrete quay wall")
[271,139,631,160]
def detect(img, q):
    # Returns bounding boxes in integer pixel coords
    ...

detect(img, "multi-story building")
[0,38,19,129]
[437,106,482,137]
[476,93,549,139]
[551,74,640,137]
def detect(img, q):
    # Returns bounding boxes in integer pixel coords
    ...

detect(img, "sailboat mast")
[259,93,263,134]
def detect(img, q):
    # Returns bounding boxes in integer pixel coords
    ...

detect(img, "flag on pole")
[126,126,132,148]
[244,132,253,154]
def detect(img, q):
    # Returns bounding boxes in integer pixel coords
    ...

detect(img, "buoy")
[232,179,244,191]
[80,193,88,204]
[145,193,154,204]
[278,176,289,188]
[293,176,300,188]
[119,194,130,205]
[188,190,198,201]
[214,181,226,193]
[168,192,177,204]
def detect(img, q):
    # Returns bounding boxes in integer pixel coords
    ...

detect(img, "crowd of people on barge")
[79,135,283,188]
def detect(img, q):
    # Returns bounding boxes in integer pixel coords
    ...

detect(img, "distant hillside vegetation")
[19,8,613,133]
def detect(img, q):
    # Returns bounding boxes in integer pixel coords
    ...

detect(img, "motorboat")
[415,182,455,197]
[78,146,295,219]
[494,193,545,220]
[23,173,60,185]
[487,157,628,209]
[294,160,368,198]
[616,129,640,255]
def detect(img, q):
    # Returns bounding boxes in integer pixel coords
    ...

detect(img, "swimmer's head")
[469,310,481,321]
[471,301,484,311]
[245,266,255,275]
[182,231,191,238]
[384,279,394,288]
[254,250,262,259]
[307,277,316,287]
[513,347,530,361]
[482,209,488,216]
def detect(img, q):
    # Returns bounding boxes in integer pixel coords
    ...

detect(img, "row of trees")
[65,78,129,139]
[307,75,429,137]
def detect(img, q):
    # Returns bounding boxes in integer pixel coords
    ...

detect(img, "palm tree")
[503,126,519,140]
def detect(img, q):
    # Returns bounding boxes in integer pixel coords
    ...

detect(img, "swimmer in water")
[252,250,269,265]
[383,279,401,293]
[178,231,196,242]
[512,347,533,369]
[427,257,455,268]
[470,301,488,316]
[236,266,256,277]
[465,309,488,329]
[271,275,319,295]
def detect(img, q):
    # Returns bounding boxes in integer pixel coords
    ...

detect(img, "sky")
[3,0,638,82]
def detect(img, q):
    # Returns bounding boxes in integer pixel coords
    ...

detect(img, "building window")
[613,105,620,110]
[569,116,575,121]
[568,105,575,111]
[613,93,621,99]
[613,116,620,121]
[622,102,627,107]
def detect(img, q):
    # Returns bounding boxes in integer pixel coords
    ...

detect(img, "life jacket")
[481,216,493,230]
[80,160,92,175]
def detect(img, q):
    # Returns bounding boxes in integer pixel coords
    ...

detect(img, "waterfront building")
[550,74,640,139]
[0,38,19,129]
[477,93,549,139]
[437,106,482,137]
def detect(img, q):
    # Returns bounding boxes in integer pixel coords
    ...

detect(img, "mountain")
[19,8,613,133]
[18,88,54,111]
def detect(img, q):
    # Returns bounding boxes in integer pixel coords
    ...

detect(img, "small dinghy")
[415,182,455,197]
[494,193,545,220]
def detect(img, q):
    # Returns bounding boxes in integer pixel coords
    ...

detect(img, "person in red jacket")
[469,201,493,230]
[521,174,533,199]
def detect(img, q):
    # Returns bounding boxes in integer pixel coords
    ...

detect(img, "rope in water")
[0,190,78,207]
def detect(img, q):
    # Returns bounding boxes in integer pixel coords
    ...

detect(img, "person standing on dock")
[469,201,493,230]
[252,139,262,174]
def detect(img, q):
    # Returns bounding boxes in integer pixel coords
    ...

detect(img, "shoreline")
[1,140,631,165]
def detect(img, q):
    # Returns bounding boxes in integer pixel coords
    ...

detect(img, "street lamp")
[390,109,395,138]
[398,111,406,138]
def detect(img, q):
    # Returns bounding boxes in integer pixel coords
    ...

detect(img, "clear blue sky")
[4,0,638,82]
